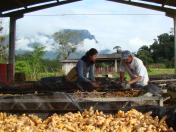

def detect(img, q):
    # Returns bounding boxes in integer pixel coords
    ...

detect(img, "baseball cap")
[121,50,132,60]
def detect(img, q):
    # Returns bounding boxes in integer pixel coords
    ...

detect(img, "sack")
[66,67,78,82]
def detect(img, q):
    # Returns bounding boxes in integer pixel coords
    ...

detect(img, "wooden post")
[8,16,17,82]
[114,59,118,72]
[174,16,176,74]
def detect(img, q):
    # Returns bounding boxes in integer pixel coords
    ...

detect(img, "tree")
[0,20,4,42]
[27,44,46,79]
[16,44,46,80]
[53,31,78,60]
[16,60,31,74]
[150,33,174,67]
[0,45,8,63]
[41,59,61,72]
[137,31,174,68]
[52,29,97,60]
[0,19,8,63]
[137,45,153,66]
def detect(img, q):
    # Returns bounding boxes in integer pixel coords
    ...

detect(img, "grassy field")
[24,68,175,81]
[148,68,175,76]
[104,68,175,80]
[25,71,64,81]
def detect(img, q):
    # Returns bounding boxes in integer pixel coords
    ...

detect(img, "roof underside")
[0,0,176,17]
[0,0,81,17]
[142,0,176,7]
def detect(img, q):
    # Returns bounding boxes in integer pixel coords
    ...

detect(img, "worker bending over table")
[66,48,99,91]
[119,50,149,89]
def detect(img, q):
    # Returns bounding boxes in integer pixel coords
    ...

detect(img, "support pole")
[114,59,118,72]
[174,16,176,74]
[8,16,17,82]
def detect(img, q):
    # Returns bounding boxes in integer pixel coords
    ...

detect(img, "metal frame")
[0,0,81,17]
[0,0,176,81]
[108,0,176,13]
[0,92,165,113]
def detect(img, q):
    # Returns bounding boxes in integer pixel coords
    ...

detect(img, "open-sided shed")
[0,0,176,81]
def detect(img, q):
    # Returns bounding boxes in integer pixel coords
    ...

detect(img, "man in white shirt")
[119,50,149,89]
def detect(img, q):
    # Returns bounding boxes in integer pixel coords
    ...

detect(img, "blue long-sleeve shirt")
[76,59,95,83]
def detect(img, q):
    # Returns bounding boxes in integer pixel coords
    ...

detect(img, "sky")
[1,0,174,53]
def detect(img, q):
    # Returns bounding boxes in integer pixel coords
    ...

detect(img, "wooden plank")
[0,98,71,103]
[150,79,176,83]
[0,96,161,103]
[0,92,162,104]
[79,97,161,102]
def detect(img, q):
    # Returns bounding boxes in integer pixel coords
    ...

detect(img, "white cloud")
[13,0,173,52]
[16,37,33,51]
[16,33,55,52]
[77,39,100,51]
[126,37,152,52]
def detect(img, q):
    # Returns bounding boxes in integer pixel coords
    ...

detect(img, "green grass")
[24,68,175,81]
[109,68,175,80]
[148,68,175,76]
[25,71,64,81]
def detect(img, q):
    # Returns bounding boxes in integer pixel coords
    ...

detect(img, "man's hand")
[128,76,142,85]
[125,83,131,89]
[121,82,131,89]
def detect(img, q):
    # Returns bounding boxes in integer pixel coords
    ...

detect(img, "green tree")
[52,30,81,60]
[27,44,46,79]
[0,45,8,63]
[137,45,153,65]
[0,19,8,63]
[0,20,4,42]
[137,31,174,68]
[53,29,97,60]
[150,33,174,67]
[16,60,31,74]
[16,44,46,80]
[42,59,61,72]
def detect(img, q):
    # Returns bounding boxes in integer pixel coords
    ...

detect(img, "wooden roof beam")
[108,0,176,13]
[14,0,26,8]
[1,0,81,17]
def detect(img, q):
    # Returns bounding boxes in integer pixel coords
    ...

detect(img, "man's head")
[121,50,133,64]
[86,48,98,63]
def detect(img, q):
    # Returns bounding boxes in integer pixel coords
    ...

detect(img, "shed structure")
[0,0,176,81]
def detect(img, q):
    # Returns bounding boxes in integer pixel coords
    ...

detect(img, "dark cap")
[121,50,132,60]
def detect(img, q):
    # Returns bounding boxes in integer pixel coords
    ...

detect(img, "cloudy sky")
[2,0,174,52]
